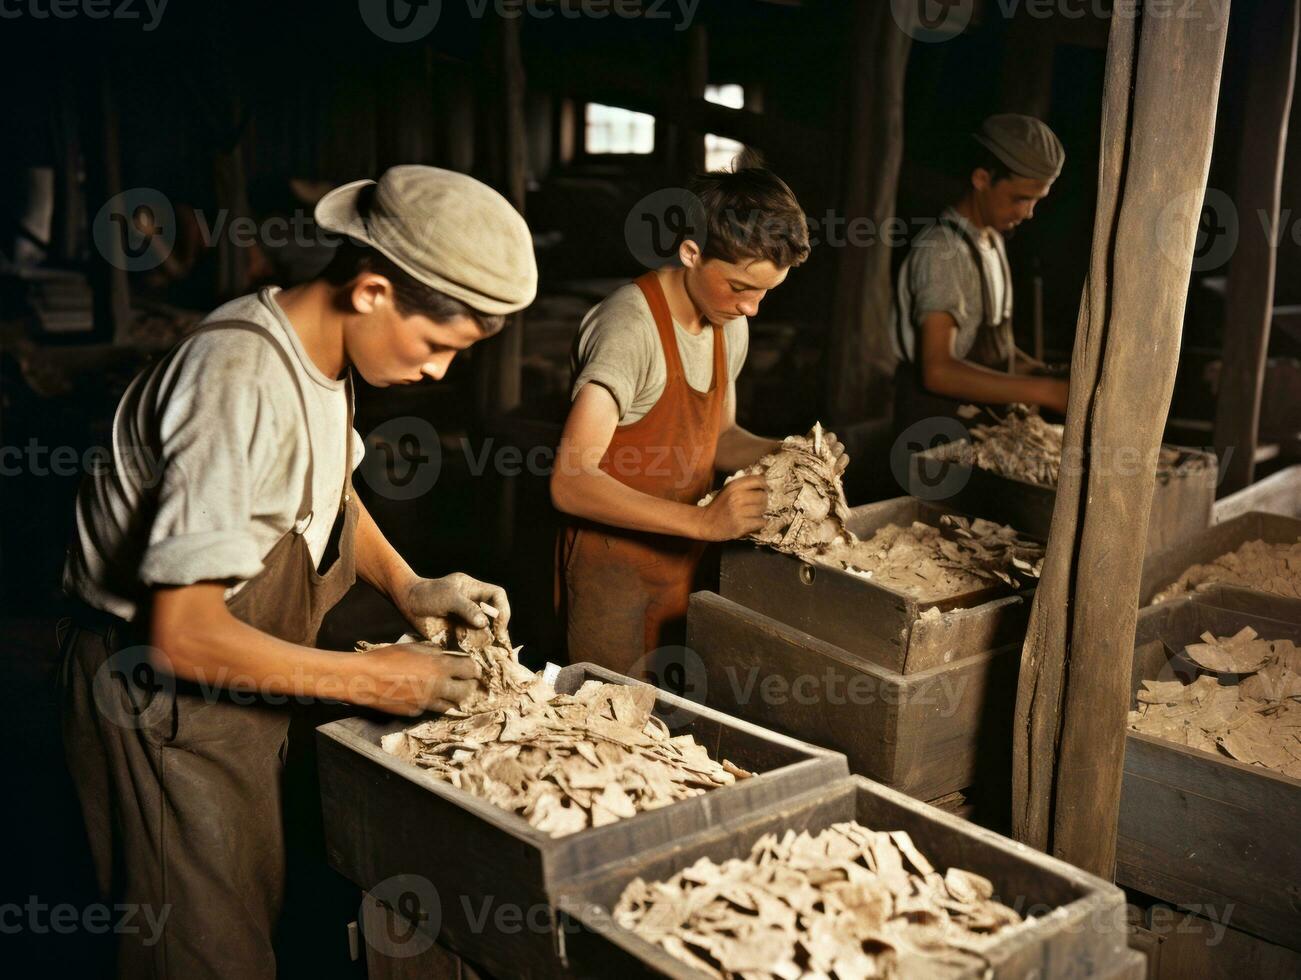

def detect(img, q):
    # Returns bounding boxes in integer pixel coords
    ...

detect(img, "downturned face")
[680,246,790,326]
[341,277,485,387]
[972,171,1053,233]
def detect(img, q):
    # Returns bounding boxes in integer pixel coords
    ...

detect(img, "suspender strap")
[167,320,316,525]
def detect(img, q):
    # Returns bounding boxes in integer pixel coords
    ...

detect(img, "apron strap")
[633,271,725,395]
[169,320,316,526]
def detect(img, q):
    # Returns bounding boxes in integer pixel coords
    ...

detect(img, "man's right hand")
[697,474,770,542]
[357,643,484,716]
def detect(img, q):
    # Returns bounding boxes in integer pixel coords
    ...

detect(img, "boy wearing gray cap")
[893,114,1071,431]
[58,166,536,979]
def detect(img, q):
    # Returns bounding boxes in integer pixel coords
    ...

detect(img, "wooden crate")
[1125,894,1301,979]
[719,496,1034,674]
[686,591,1017,801]
[908,444,1217,556]
[1212,464,1301,523]
[1139,511,1301,605]
[1117,591,1301,952]
[553,776,1134,979]
[316,662,848,979]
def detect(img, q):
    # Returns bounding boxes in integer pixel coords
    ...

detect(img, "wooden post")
[679,25,707,176]
[1012,0,1231,877]
[83,62,131,344]
[476,13,528,423]
[823,3,911,422]
[1212,0,1300,494]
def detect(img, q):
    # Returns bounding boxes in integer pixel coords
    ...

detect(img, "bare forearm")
[149,589,387,706]
[924,358,1056,407]
[714,426,781,473]
[551,467,707,538]
[354,496,418,603]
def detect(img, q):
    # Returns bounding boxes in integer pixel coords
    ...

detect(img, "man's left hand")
[399,572,512,642]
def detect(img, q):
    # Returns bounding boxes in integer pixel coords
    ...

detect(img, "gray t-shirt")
[570,282,748,424]
[64,287,364,621]
[893,207,1012,368]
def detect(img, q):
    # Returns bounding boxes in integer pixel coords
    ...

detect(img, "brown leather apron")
[893,217,1015,435]
[558,271,726,677]
[59,320,358,980]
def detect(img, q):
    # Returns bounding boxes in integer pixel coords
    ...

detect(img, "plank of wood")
[686,591,1017,801]
[1013,0,1232,876]
[1213,1,1301,493]
[1213,465,1301,523]
[824,2,912,421]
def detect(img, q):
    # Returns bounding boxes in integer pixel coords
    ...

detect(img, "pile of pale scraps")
[827,515,1043,600]
[925,403,1207,488]
[614,821,1024,979]
[700,422,1043,600]
[1149,537,1301,604]
[700,422,852,557]
[368,607,752,838]
[1128,626,1301,778]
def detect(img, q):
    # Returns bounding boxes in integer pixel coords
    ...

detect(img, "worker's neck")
[656,266,707,334]
[953,195,993,239]
[273,280,350,379]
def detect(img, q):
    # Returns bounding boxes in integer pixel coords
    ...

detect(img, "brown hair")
[321,239,506,335]
[689,168,810,269]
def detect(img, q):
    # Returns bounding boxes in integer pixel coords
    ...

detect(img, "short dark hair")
[321,239,506,335]
[960,134,1014,186]
[689,168,810,269]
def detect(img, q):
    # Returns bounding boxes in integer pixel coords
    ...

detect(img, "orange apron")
[558,271,727,677]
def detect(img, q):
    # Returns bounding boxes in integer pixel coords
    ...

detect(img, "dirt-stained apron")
[558,271,727,678]
[59,320,358,979]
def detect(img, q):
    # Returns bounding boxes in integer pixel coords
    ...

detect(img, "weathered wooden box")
[554,776,1135,979]
[1139,510,1301,605]
[1213,464,1301,523]
[1117,589,1301,951]
[908,443,1217,556]
[317,662,848,978]
[686,591,1017,801]
[719,496,1034,674]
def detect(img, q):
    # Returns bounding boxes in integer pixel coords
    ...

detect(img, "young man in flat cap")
[59,166,537,979]
[551,168,845,676]
[893,113,1071,431]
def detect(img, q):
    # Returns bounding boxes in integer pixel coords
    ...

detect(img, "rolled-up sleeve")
[570,302,655,421]
[138,337,273,586]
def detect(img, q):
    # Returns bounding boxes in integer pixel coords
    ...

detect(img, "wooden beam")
[82,62,131,344]
[1012,0,1231,877]
[1212,0,1300,494]
[476,13,528,422]
[822,3,911,422]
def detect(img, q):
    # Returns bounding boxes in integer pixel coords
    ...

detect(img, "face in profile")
[972,171,1053,234]
[680,246,790,327]
[342,277,486,387]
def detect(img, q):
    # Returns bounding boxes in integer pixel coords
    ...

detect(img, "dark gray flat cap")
[974,114,1066,183]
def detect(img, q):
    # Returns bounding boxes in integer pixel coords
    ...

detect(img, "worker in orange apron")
[58,166,537,979]
[892,114,1071,436]
[553,168,845,677]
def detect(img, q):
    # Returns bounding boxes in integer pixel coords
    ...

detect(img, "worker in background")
[552,168,846,676]
[59,166,536,979]
[893,114,1071,433]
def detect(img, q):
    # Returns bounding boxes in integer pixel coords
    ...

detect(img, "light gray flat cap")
[316,165,537,315]
[974,114,1065,183]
